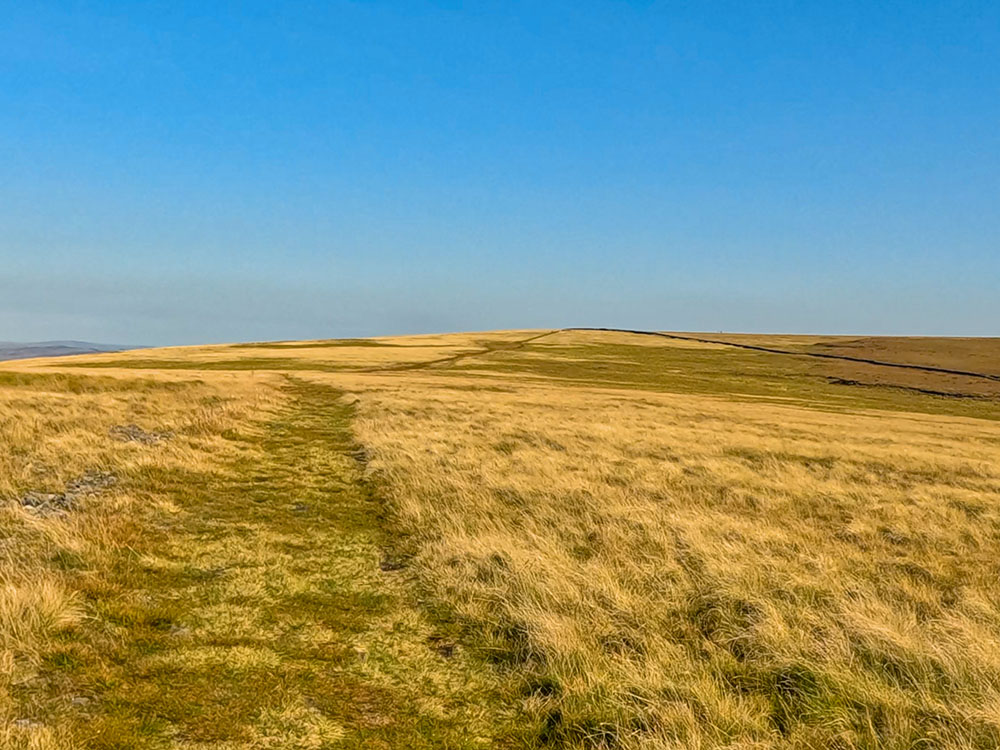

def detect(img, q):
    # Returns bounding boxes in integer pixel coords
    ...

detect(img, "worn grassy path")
[28,379,517,749]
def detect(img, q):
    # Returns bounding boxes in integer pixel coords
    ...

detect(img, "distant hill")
[0,341,137,362]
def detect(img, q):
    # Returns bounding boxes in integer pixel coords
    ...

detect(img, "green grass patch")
[453,342,1000,420]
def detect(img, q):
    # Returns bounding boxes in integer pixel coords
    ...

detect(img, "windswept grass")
[0,371,519,748]
[0,371,259,749]
[4,329,1000,748]
[352,375,1000,748]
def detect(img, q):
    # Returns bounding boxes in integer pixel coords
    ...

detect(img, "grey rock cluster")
[109,423,174,445]
[19,471,118,517]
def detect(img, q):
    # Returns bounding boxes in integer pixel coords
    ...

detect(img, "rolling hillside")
[2,329,999,749]
[0,342,135,363]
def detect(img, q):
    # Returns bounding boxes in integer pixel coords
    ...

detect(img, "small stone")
[379,554,407,572]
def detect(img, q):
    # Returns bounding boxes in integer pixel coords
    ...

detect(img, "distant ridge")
[0,341,138,362]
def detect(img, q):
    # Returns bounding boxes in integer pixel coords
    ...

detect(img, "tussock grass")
[0,370,276,747]
[4,330,1000,748]
[350,377,1000,747]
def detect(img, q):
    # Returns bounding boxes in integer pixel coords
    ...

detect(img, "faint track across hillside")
[363,329,561,372]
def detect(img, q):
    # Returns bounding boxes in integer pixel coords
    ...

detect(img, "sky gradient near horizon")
[2,1,998,344]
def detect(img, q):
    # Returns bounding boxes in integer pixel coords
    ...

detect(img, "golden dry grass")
[3,328,1000,748]
[0,370,272,749]
[0,368,519,748]
[348,375,1000,747]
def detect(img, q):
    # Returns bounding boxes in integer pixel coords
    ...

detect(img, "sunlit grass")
[3,329,999,748]
[352,373,1000,747]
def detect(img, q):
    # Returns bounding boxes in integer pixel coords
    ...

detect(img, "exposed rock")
[66,471,117,495]
[109,424,173,445]
[19,491,73,515]
[20,471,118,517]
[379,554,407,572]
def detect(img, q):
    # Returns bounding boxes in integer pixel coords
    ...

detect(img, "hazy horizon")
[3,1,998,345]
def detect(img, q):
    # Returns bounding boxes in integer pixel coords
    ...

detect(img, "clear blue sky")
[2,1,998,344]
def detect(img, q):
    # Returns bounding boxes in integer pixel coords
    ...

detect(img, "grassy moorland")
[2,329,1000,749]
